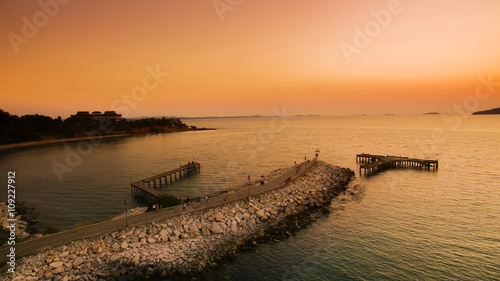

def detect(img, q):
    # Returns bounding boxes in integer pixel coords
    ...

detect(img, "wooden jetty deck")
[131,162,201,201]
[356,154,438,176]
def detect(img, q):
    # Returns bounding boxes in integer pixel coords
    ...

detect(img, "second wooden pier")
[131,162,201,201]
[356,154,438,176]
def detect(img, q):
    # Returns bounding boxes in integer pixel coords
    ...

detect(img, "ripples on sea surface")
[1,115,499,280]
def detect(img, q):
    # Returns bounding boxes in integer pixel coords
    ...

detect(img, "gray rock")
[201,227,211,236]
[189,223,199,233]
[212,223,223,234]
[59,251,69,258]
[120,241,128,249]
[230,224,238,232]
[50,261,64,268]
[219,222,227,230]
[256,209,265,217]
[111,243,120,252]
[110,254,121,263]
[213,212,223,222]
[52,267,64,274]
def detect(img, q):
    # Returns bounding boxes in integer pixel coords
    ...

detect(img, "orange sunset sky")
[1,0,499,118]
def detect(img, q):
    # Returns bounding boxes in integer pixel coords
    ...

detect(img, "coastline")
[0,127,214,152]
[6,161,355,280]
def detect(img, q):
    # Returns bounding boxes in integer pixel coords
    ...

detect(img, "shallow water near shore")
[1,115,499,280]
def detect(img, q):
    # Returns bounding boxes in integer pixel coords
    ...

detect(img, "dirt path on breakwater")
[0,160,317,263]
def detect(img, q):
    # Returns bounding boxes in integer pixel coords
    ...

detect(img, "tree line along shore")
[0,109,213,149]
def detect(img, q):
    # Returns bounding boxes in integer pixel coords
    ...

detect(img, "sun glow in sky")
[1,0,499,118]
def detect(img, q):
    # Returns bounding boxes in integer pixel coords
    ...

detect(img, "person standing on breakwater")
[183,203,186,211]
[205,195,209,204]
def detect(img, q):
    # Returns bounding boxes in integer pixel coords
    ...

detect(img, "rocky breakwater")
[9,161,354,281]
[1,202,32,240]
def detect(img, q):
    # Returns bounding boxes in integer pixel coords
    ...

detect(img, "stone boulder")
[212,223,223,234]
[49,261,64,269]
[189,223,199,233]
[213,212,223,222]
[74,257,84,266]
[201,227,211,236]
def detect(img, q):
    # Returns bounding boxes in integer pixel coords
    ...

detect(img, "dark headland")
[0,109,214,152]
[472,107,500,115]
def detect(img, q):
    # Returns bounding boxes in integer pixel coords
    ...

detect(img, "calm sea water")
[1,115,499,280]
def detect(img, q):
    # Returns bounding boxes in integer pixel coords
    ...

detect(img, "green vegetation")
[149,194,182,209]
[0,109,189,145]
[43,225,61,234]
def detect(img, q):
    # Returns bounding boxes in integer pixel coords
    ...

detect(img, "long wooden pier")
[356,154,438,176]
[131,162,201,201]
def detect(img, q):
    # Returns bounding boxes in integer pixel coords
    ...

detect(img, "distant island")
[423,112,440,115]
[0,109,213,148]
[472,107,500,115]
